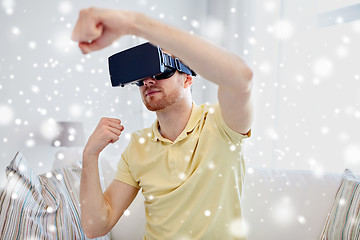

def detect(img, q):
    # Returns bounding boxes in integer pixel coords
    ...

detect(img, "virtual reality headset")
[108,42,197,87]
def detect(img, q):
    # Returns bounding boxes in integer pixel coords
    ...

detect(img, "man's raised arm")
[72,7,253,134]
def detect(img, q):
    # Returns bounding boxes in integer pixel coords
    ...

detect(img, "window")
[244,0,360,173]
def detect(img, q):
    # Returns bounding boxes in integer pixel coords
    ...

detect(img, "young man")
[71,7,253,240]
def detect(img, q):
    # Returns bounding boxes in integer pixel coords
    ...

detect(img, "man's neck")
[156,98,193,142]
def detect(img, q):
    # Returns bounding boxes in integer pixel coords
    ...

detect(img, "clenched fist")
[71,7,137,54]
[83,117,124,158]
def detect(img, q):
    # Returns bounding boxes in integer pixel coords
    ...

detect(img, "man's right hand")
[83,117,124,158]
[71,7,137,54]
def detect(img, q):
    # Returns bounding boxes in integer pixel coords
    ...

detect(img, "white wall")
[244,0,360,173]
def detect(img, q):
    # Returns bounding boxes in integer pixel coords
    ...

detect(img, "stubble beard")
[143,87,182,112]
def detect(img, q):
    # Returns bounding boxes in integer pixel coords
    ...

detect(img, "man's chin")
[145,105,165,112]
[144,101,166,112]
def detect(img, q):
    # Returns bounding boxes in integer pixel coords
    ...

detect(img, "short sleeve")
[211,102,251,144]
[114,145,140,189]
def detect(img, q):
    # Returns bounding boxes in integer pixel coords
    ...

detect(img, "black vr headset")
[108,42,197,87]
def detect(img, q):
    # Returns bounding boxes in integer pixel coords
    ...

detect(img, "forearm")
[80,154,111,237]
[72,8,252,91]
[131,12,253,91]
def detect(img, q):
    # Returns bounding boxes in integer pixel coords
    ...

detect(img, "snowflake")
[28,41,37,49]
[208,162,215,169]
[56,174,63,181]
[313,58,333,78]
[2,0,15,15]
[25,139,35,148]
[47,206,55,213]
[123,209,131,216]
[40,118,59,140]
[58,1,72,14]
[190,20,200,28]
[271,20,294,40]
[46,172,53,178]
[229,145,236,151]
[229,218,248,238]
[204,210,211,217]
[259,62,272,74]
[48,224,56,233]
[11,26,20,35]
[0,104,14,125]
[272,196,295,225]
[297,216,306,224]
[69,103,84,118]
[11,193,18,199]
[344,144,360,166]
[56,152,65,160]
[263,1,276,12]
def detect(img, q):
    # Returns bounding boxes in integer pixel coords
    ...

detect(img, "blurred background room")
[1,0,360,189]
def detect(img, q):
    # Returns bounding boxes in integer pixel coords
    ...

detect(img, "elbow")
[84,230,108,239]
[84,231,97,239]
[82,223,97,239]
[238,65,253,93]
[232,56,253,92]
[83,226,96,239]
[82,219,110,239]
[245,66,253,82]
[242,61,253,83]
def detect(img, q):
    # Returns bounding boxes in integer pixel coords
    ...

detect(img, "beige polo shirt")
[115,102,250,240]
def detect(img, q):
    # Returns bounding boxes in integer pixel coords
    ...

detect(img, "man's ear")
[183,74,193,89]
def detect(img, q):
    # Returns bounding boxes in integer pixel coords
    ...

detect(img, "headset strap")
[162,52,197,76]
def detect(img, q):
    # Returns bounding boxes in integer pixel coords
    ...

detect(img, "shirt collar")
[151,103,202,143]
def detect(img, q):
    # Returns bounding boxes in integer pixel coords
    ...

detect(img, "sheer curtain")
[242,0,360,173]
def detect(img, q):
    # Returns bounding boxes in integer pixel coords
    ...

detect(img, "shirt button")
[170,162,175,167]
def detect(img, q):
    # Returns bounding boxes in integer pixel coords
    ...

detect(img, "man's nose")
[143,77,156,86]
